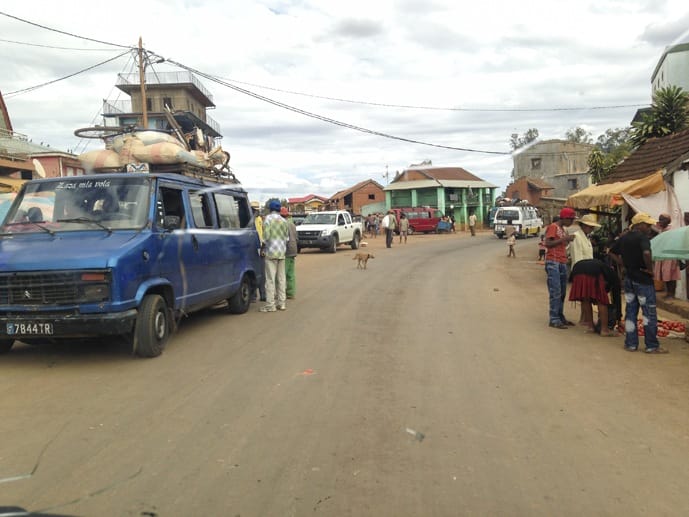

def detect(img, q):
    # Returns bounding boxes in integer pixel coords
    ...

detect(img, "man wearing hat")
[609,212,667,353]
[260,200,289,312]
[544,207,576,329]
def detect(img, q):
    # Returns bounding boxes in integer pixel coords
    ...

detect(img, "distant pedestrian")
[609,212,667,353]
[251,203,266,303]
[469,212,477,236]
[382,210,396,248]
[260,200,289,312]
[373,214,380,238]
[507,231,516,258]
[449,214,456,233]
[399,213,409,244]
[653,213,680,299]
[545,207,576,329]
[281,207,298,299]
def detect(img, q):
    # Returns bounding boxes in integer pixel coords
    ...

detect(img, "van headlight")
[79,271,111,302]
[321,230,330,236]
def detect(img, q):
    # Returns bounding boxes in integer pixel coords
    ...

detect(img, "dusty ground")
[2,228,689,516]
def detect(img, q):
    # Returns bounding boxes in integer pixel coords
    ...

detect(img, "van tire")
[407,227,414,235]
[350,233,360,250]
[0,339,14,354]
[134,294,169,358]
[228,275,251,314]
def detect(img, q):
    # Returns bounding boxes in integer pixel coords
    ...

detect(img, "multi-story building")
[328,179,384,214]
[512,139,593,199]
[652,41,689,94]
[101,71,222,146]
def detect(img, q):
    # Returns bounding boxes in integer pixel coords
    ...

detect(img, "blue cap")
[268,200,281,212]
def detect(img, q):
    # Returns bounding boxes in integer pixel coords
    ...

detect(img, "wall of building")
[513,141,592,181]
[34,156,85,178]
[652,44,689,94]
[351,184,384,214]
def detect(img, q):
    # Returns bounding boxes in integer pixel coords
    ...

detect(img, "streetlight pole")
[138,37,148,129]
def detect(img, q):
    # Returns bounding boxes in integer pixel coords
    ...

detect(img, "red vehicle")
[391,207,444,234]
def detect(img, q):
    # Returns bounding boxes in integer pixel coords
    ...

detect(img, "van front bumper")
[0,310,137,340]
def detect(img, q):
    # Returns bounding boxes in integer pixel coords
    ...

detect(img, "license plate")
[6,322,54,336]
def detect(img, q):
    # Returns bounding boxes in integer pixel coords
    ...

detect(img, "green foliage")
[588,127,634,183]
[509,128,539,150]
[630,85,689,148]
[565,127,593,144]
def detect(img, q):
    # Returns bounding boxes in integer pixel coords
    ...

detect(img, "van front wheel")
[228,275,251,314]
[134,294,169,358]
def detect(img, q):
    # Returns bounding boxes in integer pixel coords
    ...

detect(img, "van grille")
[298,231,321,239]
[0,271,106,305]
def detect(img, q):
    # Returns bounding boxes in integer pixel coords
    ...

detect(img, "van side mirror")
[163,215,181,230]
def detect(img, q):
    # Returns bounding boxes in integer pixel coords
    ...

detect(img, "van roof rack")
[88,163,240,185]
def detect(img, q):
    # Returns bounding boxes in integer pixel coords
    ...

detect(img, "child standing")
[507,232,516,258]
[538,235,546,262]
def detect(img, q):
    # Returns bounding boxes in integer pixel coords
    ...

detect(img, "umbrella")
[651,226,689,260]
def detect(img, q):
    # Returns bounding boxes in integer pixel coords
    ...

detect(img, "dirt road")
[2,230,689,516]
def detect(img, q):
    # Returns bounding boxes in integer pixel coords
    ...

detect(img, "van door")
[212,190,257,296]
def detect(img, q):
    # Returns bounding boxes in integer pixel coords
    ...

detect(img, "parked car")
[0,170,263,357]
[296,210,363,252]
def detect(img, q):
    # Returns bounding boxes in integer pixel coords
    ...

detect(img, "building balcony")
[101,100,221,135]
[116,72,215,106]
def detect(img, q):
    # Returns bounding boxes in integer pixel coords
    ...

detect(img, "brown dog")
[353,252,374,269]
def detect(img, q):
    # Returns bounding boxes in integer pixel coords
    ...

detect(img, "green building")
[384,165,498,227]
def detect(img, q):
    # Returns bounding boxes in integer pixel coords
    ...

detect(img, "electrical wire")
[163,57,511,155]
[4,50,132,98]
[0,10,131,49]
[215,74,649,113]
[0,37,122,51]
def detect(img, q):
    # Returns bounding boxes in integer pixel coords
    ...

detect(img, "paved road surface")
[2,231,689,516]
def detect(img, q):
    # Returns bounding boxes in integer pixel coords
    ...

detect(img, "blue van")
[0,170,263,357]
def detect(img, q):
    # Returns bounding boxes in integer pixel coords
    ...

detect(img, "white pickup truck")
[296,210,363,253]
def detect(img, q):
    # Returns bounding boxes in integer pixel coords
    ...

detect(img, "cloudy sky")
[2,0,689,202]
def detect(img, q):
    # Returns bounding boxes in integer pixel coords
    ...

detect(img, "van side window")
[158,187,185,228]
[214,193,240,229]
[190,191,214,228]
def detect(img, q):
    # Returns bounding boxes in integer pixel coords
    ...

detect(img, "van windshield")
[1,176,151,233]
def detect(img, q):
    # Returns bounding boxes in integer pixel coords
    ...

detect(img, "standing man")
[468,212,477,236]
[281,206,298,300]
[382,210,396,248]
[653,213,680,299]
[260,200,289,312]
[609,212,667,353]
[251,202,266,303]
[545,207,576,329]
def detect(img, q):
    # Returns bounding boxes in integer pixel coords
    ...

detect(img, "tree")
[587,127,633,183]
[630,85,689,148]
[565,127,593,144]
[509,128,539,150]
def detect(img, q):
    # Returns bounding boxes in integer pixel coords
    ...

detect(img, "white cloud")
[2,0,689,198]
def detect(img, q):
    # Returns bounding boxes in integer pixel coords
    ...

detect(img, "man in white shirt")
[381,210,397,248]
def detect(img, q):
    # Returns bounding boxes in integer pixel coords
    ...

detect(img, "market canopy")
[0,177,26,193]
[566,171,665,209]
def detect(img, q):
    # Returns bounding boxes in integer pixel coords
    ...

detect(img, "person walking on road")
[545,207,576,329]
[382,210,396,248]
[260,200,289,312]
[469,212,477,236]
[609,212,667,353]
[281,207,298,299]
[399,213,409,244]
[507,231,516,258]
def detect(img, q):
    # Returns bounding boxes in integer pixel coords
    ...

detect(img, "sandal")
[599,332,617,338]
[645,347,669,354]
[564,320,576,326]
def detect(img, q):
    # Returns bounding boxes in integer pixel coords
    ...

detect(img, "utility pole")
[138,37,148,129]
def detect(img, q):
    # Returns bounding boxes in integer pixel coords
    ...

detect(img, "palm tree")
[630,85,689,148]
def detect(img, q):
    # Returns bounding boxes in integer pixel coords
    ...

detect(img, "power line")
[4,50,132,97]
[0,37,121,51]
[163,57,511,156]
[215,74,649,113]
[0,10,131,49]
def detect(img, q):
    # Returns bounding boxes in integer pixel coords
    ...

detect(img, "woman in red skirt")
[569,258,618,337]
